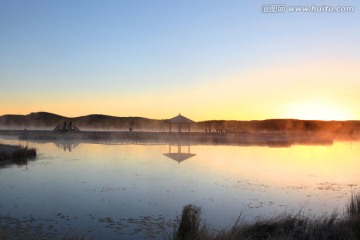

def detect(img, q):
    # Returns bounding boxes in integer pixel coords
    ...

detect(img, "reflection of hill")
[163,145,196,163]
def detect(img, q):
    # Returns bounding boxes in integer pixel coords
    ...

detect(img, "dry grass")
[173,193,360,240]
[0,143,36,161]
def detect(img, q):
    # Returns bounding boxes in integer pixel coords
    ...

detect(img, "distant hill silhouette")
[0,112,165,130]
[0,112,64,129]
[0,112,360,134]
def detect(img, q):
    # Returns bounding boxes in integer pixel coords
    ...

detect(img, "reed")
[174,192,360,240]
[0,143,36,161]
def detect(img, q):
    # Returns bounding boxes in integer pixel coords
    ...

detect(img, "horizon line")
[0,111,359,122]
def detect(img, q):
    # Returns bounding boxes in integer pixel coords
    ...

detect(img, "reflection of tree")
[163,144,196,163]
[0,157,33,170]
[53,142,79,152]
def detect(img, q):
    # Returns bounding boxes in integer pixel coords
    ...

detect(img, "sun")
[283,100,353,121]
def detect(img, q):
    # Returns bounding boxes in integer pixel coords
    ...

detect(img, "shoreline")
[0,129,341,147]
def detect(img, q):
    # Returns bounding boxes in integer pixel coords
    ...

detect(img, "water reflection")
[38,139,198,164]
[15,131,335,149]
[0,157,34,169]
[53,141,80,152]
[1,136,359,239]
[163,144,196,163]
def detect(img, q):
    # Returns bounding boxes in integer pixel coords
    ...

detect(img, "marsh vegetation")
[174,193,360,240]
[0,143,36,161]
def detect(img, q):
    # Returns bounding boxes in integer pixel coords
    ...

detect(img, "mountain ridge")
[0,112,163,130]
[1,112,360,133]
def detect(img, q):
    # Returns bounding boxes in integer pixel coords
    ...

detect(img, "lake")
[1,136,360,239]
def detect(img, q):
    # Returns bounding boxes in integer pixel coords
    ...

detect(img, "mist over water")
[1,136,360,239]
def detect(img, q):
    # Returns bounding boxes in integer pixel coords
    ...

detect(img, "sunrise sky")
[0,0,359,121]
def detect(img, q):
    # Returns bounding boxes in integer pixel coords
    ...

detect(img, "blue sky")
[0,0,359,120]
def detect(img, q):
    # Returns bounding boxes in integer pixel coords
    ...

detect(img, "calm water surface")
[1,137,360,239]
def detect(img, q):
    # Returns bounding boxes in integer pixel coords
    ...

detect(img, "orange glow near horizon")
[283,100,355,121]
[0,94,359,121]
[0,60,359,121]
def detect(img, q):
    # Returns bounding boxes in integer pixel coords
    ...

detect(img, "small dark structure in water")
[53,121,80,133]
[166,114,195,133]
